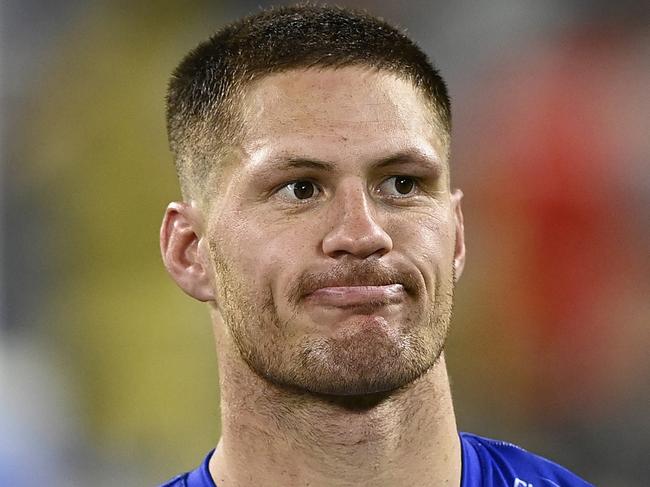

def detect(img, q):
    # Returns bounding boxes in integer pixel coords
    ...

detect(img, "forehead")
[237,67,448,166]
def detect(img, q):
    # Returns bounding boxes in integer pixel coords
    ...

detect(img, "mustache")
[286,260,422,304]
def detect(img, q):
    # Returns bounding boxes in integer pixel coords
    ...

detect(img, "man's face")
[204,67,463,396]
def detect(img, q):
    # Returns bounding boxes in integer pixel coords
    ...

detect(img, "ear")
[160,201,215,302]
[450,189,466,281]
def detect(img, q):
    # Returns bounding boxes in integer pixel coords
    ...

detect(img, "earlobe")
[451,189,466,281]
[160,202,215,302]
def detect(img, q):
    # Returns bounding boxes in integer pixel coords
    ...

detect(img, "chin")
[265,327,443,398]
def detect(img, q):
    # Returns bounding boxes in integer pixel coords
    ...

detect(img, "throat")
[304,388,394,410]
[211,354,461,487]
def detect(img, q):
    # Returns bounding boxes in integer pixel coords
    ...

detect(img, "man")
[159,5,592,487]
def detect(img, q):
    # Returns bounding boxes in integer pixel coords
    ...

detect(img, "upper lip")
[305,283,406,309]
[304,278,401,295]
[287,260,420,305]
[302,277,406,298]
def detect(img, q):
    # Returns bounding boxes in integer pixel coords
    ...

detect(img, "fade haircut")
[166,4,451,201]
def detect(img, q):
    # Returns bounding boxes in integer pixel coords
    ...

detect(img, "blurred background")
[1,0,648,485]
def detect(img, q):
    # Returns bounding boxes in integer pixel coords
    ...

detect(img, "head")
[161,5,465,397]
[166,4,451,203]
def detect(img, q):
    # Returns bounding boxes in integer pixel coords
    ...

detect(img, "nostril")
[322,222,393,259]
[321,184,393,258]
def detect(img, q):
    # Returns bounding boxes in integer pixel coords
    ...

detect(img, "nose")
[322,180,393,259]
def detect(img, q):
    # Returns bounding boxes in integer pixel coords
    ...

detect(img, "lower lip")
[305,284,406,308]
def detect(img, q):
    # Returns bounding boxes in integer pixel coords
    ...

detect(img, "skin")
[161,67,466,486]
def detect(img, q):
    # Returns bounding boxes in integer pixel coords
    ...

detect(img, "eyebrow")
[256,149,443,175]
[372,150,444,174]
[268,156,336,172]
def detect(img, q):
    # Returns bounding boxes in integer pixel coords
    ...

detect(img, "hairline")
[182,64,451,206]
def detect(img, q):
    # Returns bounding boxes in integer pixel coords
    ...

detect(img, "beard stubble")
[209,241,455,397]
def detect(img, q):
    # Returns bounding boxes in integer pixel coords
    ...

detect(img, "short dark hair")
[166,4,451,200]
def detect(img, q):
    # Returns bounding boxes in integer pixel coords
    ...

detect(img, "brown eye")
[292,181,315,199]
[394,176,414,194]
[276,180,321,202]
[378,176,417,197]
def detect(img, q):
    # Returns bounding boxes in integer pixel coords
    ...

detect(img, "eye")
[378,176,417,197]
[277,180,321,201]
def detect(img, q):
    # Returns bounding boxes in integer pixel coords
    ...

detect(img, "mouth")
[304,284,406,309]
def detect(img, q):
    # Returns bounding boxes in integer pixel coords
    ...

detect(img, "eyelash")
[273,175,422,203]
[377,175,420,198]
[274,179,322,203]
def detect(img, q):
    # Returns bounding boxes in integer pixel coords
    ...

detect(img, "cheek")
[390,211,456,284]
[261,224,321,304]
[208,216,269,301]
[211,212,315,301]
[392,209,455,255]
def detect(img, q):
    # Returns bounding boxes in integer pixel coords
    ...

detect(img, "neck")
[209,320,461,487]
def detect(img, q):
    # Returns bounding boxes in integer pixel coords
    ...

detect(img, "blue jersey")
[159,432,593,486]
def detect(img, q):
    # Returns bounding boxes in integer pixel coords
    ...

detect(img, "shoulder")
[460,432,594,487]
[158,473,189,487]
[157,450,216,487]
